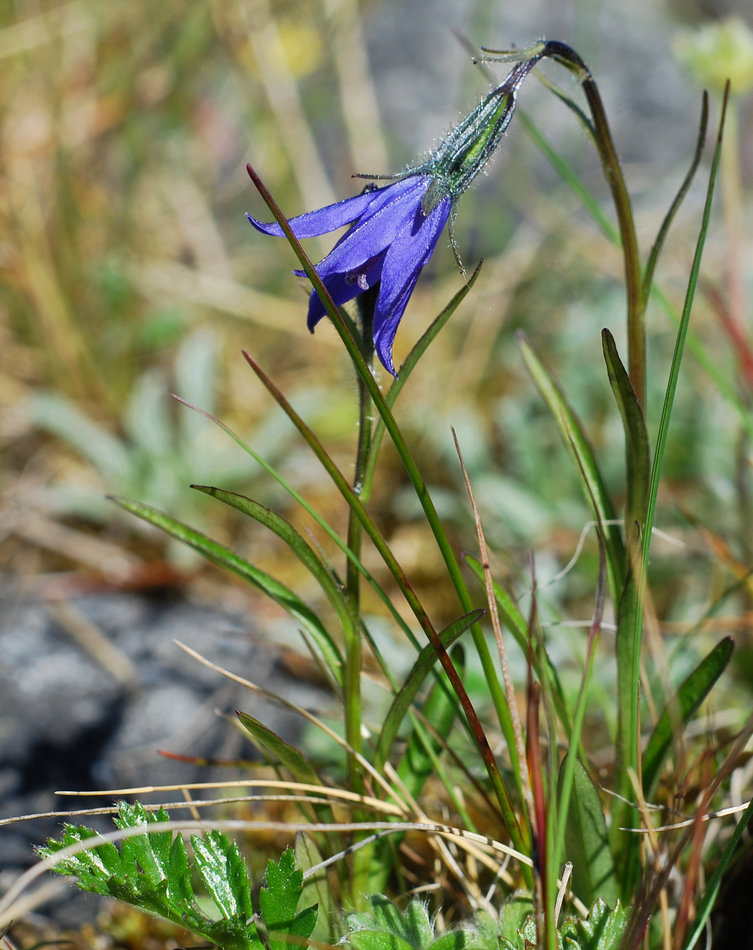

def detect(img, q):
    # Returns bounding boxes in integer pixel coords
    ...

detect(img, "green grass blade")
[518,332,625,603]
[642,93,709,300]
[361,262,483,499]
[174,397,421,653]
[192,485,352,673]
[642,637,734,799]
[109,495,340,674]
[683,796,753,950]
[642,85,730,574]
[463,553,570,733]
[518,111,616,242]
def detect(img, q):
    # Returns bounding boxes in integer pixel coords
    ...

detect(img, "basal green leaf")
[375,608,483,770]
[560,898,629,950]
[430,932,481,950]
[294,833,338,944]
[560,756,618,908]
[498,895,534,946]
[642,637,734,797]
[346,932,415,950]
[37,802,262,949]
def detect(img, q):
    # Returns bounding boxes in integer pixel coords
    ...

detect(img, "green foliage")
[343,895,481,950]
[37,802,317,950]
[499,898,629,950]
[341,894,629,950]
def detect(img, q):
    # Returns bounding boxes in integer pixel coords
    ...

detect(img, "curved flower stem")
[538,41,646,413]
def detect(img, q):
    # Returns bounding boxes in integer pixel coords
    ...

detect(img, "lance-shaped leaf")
[110,496,342,683]
[518,333,625,604]
[374,608,483,770]
[236,711,322,787]
[560,756,618,908]
[642,637,734,798]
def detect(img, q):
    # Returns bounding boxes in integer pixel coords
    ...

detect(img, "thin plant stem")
[245,163,528,858]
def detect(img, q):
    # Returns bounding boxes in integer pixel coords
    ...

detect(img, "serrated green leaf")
[498,894,534,946]
[429,932,479,950]
[115,803,171,889]
[192,829,253,920]
[561,756,618,908]
[402,900,434,949]
[261,848,318,950]
[38,801,263,950]
[347,932,415,950]
[561,898,629,950]
[345,896,438,950]
[642,637,734,797]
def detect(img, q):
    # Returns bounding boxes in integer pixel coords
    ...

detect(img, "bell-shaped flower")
[247,57,539,375]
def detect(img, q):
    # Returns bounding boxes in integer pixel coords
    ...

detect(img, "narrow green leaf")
[109,495,340,678]
[601,330,650,532]
[560,756,618,908]
[236,711,322,787]
[193,485,346,607]
[464,553,570,732]
[642,93,708,300]
[375,609,483,769]
[518,333,625,605]
[642,85,730,574]
[612,569,642,892]
[362,262,483,495]
[684,796,753,950]
[642,637,734,798]
[294,832,338,945]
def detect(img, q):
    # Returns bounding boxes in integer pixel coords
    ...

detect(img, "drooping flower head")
[247,56,541,375]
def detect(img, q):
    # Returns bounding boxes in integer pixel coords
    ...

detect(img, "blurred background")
[1,0,751,593]
[1,0,753,935]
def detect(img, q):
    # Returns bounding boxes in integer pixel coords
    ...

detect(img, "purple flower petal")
[245,175,425,239]
[312,177,429,281]
[372,194,451,374]
[305,256,385,330]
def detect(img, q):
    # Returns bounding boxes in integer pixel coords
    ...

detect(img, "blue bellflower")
[247,57,540,375]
